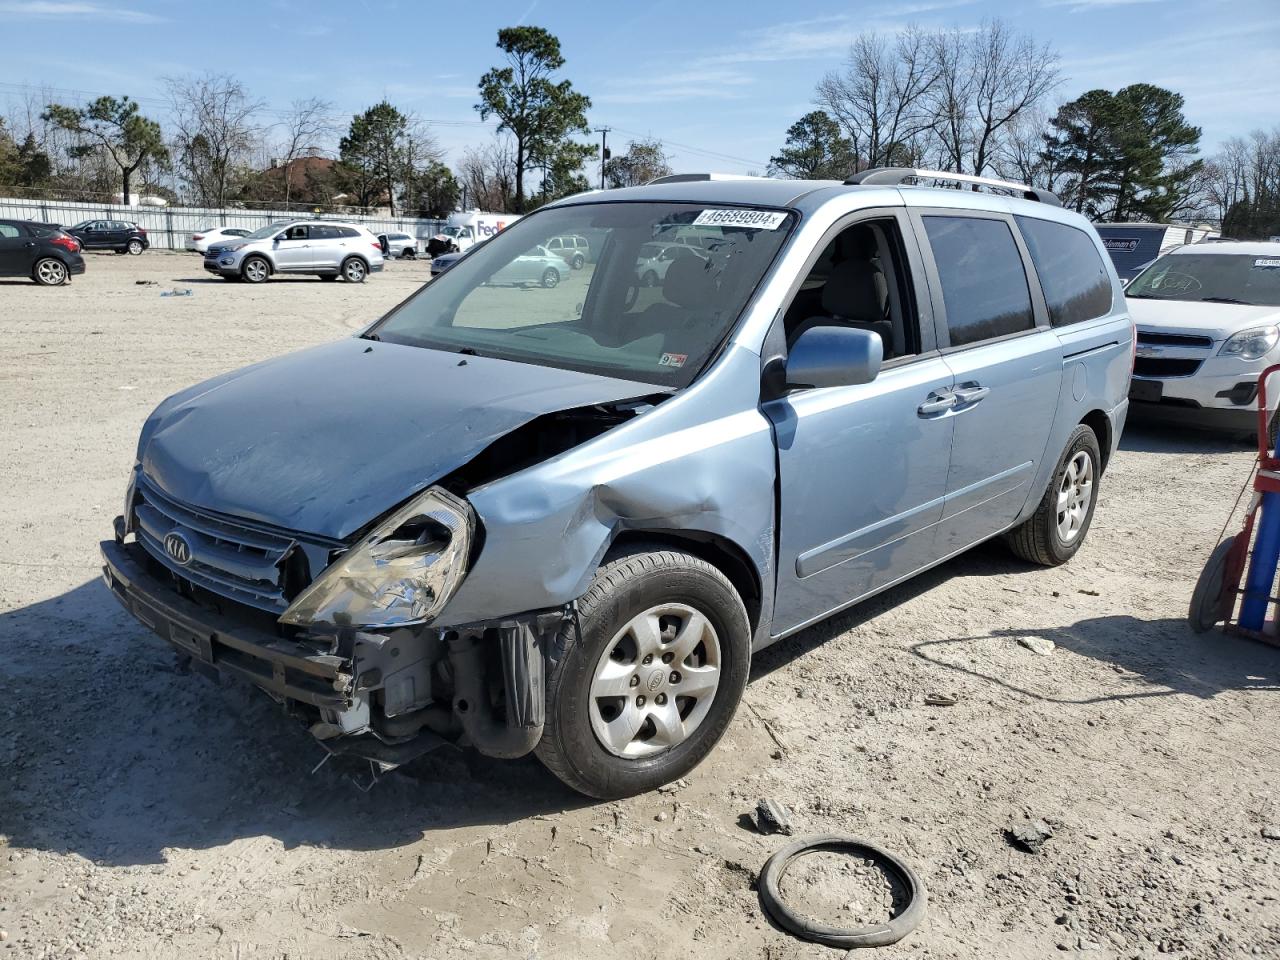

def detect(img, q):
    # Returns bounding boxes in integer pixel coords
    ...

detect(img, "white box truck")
[427,211,519,257]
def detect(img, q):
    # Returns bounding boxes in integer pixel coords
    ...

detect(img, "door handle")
[918,392,957,416]
[953,384,990,406]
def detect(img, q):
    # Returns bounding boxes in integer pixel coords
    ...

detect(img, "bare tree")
[967,21,1060,176]
[816,27,939,170]
[458,137,517,212]
[164,73,264,206]
[275,97,332,208]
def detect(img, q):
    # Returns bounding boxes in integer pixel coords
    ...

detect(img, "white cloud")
[0,1,164,22]
[1043,0,1159,9]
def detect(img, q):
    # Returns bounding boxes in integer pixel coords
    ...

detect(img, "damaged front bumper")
[100,534,561,771]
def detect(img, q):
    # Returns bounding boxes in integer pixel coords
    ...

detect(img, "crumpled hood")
[1128,298,1280,340]
[138,338,658,540]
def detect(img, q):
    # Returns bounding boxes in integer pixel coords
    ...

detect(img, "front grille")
[1137,331,1213,349]
[132,476,310,613]
[1134,357,1204,378]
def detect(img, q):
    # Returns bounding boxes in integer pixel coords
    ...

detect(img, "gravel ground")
[2,253,1279,959]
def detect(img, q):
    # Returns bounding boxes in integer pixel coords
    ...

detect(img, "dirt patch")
[2,253,1279,958]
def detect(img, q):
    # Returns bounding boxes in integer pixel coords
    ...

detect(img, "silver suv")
[204,220,385,283]
[104,169,1131,798]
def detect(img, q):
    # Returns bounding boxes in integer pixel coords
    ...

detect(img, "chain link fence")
[0,196,446,251]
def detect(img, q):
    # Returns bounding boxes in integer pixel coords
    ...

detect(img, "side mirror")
[785,324,883,390]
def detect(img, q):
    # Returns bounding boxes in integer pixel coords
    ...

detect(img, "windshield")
[1127,253,1280,307]
[443,225,470,237]
[241,223,285,241]
[369,201,794,388]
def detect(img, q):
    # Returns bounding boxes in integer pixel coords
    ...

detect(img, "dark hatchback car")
[0,218,85,285]
[66,218,149,255]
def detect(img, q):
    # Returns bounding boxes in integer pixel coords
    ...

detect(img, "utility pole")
[595,127,611,190]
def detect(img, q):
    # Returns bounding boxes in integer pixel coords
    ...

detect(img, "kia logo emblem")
[163,531,192,566]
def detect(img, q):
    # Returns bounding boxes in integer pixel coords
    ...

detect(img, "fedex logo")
[477,221,507,237]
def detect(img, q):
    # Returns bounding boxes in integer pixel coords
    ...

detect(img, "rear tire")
[641,270,659,288]
[571,253,585,270]
[1007,425,1101,566]
[33,258,69,286]
[536,546,751,798]
[127,239,144,255]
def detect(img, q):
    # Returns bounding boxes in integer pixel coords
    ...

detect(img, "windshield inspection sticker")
[659,352,688,368]
[692,209,787,230]
[1254,258,1280,269]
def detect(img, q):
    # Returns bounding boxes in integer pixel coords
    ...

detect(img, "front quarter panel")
[436,345,777,644]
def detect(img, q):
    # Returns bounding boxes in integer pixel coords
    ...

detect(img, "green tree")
[404,160,461,218]
[603,137,672,188]
[535,140,595,205]
[340,102,410,215]
[1111,83,1202,221]
[1041,85,1201,221]
[41,95,167,203]
[769,111,857,179]
[1041,90,1122,217]
[476,26,591,212]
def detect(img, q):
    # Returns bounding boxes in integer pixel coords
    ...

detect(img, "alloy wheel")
[588,603,722,759]
[1056,450,1094,543]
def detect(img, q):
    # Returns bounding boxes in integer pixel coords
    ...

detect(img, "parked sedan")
[635,242,707,287]
[430,251,463,277]
[187,226,251,254]
[0,218,86,285]
[66,219,149,255]
[486,245,570,288]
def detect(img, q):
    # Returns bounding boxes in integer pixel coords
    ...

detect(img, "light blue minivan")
[102,168,1132,797]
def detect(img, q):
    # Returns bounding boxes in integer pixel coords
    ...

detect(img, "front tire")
[241,256,270,284]
[1007,424,1101,566]
[536,546,751,798]
[33,258,69,286]
[541,267,560,288]
[342,257,367,283]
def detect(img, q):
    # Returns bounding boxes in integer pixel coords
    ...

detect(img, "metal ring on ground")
[758,834,927,949]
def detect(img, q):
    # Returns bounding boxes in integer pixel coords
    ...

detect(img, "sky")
[0,0,1277,179]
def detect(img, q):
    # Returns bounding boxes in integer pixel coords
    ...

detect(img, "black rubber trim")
[758,834,927,949]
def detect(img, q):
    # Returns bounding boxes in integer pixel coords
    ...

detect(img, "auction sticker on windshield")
[692,209,788,230]
[1255,258,1280,269]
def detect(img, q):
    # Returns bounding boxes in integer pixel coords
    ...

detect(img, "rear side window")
[0,223,21,238]
[311,225,339,240]
[338,226,360,238]
[924,216,1034,347]
[1016,216,1113,326]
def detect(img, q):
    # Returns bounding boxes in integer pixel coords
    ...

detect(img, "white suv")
[1127,241,1280,438]
[203,220,385,283]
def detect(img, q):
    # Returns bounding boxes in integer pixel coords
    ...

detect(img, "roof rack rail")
[844,167,1061,206]
[647,173,772,184]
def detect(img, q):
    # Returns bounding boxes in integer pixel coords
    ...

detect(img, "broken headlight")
[279,486,475,629]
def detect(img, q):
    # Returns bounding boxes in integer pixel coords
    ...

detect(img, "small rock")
[0,930,7,942]
[1007,819,1054,853]
[1078,937,1103,951]
[657,778,689,794]
[654,811,668,823]
[1018,636,1056,656]
[1261,826,1280,840]
[770,749,783,760]
[754,798,794,836]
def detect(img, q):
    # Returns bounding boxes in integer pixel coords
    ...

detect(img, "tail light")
[50,234,79,253]
[192,234,204,241]
[371,242,381,251]
[136,227,147,235]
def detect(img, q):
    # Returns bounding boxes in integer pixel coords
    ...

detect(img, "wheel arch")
[603,529,763,636]
[1080,409,1112,472]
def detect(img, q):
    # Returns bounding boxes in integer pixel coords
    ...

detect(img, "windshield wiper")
[1125,293,1164,299]
[1200,296,1254,305]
